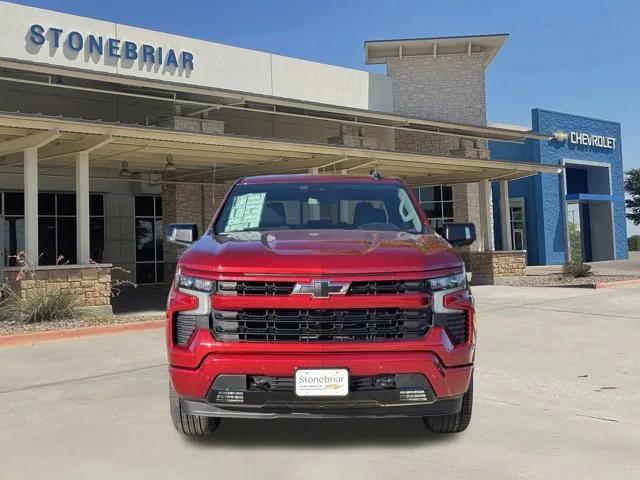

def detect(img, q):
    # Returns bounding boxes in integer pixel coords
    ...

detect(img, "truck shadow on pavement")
[188,418,458,448]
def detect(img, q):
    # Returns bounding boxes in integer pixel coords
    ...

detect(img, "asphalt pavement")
[1,285,639,479]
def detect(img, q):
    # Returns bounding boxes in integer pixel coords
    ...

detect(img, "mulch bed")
[498,275,640,287]
[0,313,164,336]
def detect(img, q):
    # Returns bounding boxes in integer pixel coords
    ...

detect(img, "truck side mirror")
[167,223,199,246]
[443,223,476,247]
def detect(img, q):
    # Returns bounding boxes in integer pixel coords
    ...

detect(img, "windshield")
[214,182,427,234]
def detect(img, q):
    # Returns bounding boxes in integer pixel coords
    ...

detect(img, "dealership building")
[0,2,628,312]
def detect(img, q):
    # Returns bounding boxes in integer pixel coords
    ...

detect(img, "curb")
[0,319,165,348]
[592,279,640,289]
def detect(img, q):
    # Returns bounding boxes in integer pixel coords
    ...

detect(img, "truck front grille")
[217,281,295,295]
[347,280,425,295]
[212,308,431,342]
[216,280,427,296]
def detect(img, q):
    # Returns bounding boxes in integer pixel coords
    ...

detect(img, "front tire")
[423,376,473,434]
[169,382,220,437]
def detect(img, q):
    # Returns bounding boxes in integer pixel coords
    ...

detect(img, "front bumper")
[180,372,463,419]
[170,350,472,418]
[181,395,463,419]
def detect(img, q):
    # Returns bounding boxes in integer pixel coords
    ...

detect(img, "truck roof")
[237,174,403,185]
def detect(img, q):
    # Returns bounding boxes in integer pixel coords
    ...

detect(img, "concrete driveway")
[1,285,639,479]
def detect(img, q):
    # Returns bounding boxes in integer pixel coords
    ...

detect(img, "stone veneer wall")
[5,264,112,309]
[162,179,235,281]
[386,54,490,251]
[465,251,527,284]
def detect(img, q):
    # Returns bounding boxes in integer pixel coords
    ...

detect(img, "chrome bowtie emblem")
[292,280,350,298]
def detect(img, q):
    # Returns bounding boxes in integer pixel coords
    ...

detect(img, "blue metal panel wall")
[490,109,628,265]
[533,109,627,262]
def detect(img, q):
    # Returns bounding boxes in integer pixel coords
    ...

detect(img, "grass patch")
[0,284,78,323]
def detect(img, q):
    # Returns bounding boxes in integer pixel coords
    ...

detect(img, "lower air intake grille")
[443,312,469,345]
[212,308,431,342]
[174,313,210,345]
[247,375,397,392]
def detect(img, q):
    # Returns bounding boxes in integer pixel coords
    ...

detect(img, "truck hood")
[178,230,463,276]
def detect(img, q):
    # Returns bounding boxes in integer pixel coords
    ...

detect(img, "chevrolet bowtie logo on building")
[292,280,350,298]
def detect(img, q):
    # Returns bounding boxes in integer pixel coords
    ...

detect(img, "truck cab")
[166,174,476,437]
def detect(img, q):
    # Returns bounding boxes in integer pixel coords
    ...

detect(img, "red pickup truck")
[166,174,476,437]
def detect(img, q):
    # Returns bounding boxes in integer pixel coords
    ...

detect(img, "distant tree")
[626,169,640,225]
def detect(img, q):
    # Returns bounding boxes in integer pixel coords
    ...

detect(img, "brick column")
[385,54,491,252]
[162,180,236,282]
[162,182,205,281]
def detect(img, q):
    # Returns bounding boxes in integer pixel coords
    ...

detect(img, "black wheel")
[424,376,473,434]
[169,382,220,437]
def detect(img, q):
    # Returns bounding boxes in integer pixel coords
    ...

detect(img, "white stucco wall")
[0,1,393,112]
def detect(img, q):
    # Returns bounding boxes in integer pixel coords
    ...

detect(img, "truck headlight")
[426,271,466,292]
[176,274,215,293]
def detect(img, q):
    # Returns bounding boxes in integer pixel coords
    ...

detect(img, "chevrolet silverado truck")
[165,174,476,437]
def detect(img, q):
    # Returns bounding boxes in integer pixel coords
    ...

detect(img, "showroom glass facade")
[413,186,454,234]
[2,191,104,266]
[134,196,164,285]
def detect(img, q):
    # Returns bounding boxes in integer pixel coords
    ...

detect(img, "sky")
[11,0,640,235]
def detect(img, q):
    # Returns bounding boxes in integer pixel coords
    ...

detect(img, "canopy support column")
[76,150,91,264]
[500,180,512,250]
[478,179,494,252]
[24,147,39,264]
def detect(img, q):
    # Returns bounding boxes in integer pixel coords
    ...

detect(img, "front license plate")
[295,368,349,397]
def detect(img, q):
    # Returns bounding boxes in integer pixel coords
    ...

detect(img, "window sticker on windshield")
[225,193,266,231]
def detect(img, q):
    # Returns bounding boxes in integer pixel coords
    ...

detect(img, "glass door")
[509,198,526,251]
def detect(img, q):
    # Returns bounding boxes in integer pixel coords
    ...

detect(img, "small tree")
[625,169,640,226]
[567,221,583,262]
[563,221,591,278]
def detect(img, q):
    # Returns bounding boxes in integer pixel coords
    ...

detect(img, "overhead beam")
[39,135,113,160]
[185,105,222,117]
[0,115,561,179]
[342,160,377,173]
[366,158,486,173]
[111,140,313,160]
[317,156,349,170]
[0,129,61,156]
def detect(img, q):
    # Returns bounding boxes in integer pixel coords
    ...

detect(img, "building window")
[1,192,104,266]
[134,196,163,284]
[413,186,454,234]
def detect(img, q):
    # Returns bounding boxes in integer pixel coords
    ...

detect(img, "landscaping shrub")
[0,282,78,323]
[562,261,592,278]
[18,287,78,323]
[0,284,16,322]
[628,235,640,252]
